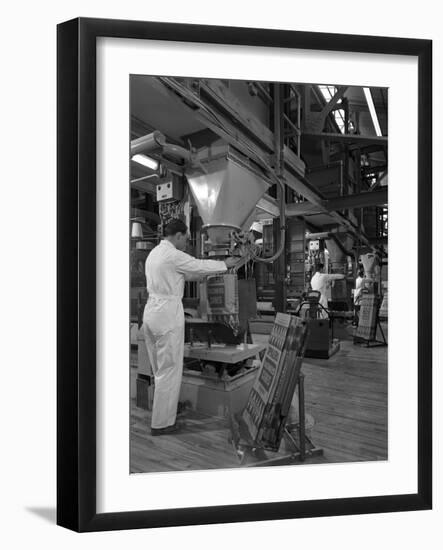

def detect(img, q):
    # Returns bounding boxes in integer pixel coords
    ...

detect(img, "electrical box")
[156,176,183,203]
[309,239,320,251]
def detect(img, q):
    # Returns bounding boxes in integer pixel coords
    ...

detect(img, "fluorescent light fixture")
[363,87,382,137]
[132,154,159,171]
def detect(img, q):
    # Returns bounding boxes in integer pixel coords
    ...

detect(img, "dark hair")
[164,218,188,237]
[358,269,364,277]
[317,263,324,271]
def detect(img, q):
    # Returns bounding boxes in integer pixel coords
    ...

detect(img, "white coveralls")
[310,271,344,317]
[143,239,227,429]
[354,275,364,306]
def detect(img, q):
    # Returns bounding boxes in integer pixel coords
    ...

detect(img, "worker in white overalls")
[143,219,239,436]
[310,263,345,318]
[353,267,365,326]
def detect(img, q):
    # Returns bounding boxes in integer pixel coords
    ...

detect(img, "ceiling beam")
[285,201,327,217]
[286,187,388,217]
[303,131,387,145]
[327,187,387,210]
[316,86,348,132]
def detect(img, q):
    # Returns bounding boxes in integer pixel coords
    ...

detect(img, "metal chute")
[187,156,270,245]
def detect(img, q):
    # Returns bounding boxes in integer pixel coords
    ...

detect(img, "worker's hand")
[224,257,241,269]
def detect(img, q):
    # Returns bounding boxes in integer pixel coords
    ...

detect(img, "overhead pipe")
[131,131,166,156]
[162,143,192,163]
[250,173,285,263]
[131,131,192,164]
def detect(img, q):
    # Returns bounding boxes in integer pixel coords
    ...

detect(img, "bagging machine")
[133,138,287,417]
[179,148,278,416]
[132,133,318,417]
[354,252,387,347]
[360,252,381,295]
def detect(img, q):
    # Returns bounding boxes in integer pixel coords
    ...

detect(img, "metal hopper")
[360,252,377,279]
[187,156,270,244]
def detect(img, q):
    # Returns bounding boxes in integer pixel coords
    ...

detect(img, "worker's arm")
[325,273,345,281]
[174,249,228,279]
[324,273,345,289]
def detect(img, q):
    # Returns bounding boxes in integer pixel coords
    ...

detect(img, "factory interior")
[129,76,388,472]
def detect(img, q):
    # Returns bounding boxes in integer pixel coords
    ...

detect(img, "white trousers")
[318,294,329,319]
[143,299,184,429]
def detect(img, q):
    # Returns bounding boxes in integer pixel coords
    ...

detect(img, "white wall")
[0,1,440,547]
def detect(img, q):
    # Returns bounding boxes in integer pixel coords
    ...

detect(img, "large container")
[179,366,259,418]
[304,318,332,359]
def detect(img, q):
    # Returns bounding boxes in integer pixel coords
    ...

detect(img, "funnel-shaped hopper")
[325,239,346,264]
[187,157,269,243]
[360,253,377,279]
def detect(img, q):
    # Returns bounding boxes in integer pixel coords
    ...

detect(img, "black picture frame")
[57,17,432,532]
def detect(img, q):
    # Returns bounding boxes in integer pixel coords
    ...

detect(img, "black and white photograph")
[129,76,389,473]
[1,0,439,544]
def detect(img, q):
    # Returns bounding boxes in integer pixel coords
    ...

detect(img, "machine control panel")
[156,175,184,203]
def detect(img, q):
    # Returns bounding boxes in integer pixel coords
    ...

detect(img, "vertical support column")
[298,373,306,461]
[343,98,349,204]
[272,83,286,313]
[356,148,362,193]
[301,84,311,131]
[356,146,363,275]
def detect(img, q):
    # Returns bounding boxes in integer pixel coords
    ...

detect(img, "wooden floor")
[130,324,387,473]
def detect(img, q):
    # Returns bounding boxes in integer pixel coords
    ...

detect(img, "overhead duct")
[131,131,166,156]
[131,131,192,163]
[187,156,270,245]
